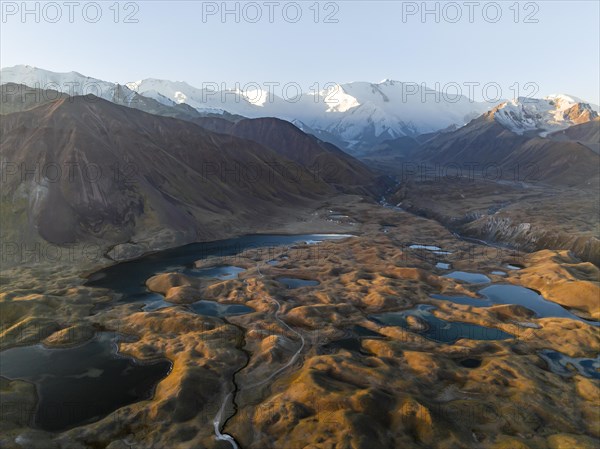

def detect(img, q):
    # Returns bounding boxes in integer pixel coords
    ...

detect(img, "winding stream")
[206,237,351,448]
[213,392,240,448]
[243,296,306,389]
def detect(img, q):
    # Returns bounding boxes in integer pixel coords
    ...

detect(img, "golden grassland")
[1,195,598,449]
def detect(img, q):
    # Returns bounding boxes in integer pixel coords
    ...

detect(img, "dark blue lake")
[86,234,351,307]
[0,333,171,432]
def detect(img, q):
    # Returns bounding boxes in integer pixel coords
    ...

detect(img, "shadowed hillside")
[0,95,339,259]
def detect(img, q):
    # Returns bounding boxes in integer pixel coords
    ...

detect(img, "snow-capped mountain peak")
[493,95,597,136]
[321,84,360,113]
[0,65,126,102]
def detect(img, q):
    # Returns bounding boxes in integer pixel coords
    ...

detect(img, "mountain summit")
[492,94,598,136]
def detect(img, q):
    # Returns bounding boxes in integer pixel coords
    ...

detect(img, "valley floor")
[388,177,600,266]
[1,194,599,449]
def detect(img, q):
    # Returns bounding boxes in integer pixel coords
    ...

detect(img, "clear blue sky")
[1,1,599,103]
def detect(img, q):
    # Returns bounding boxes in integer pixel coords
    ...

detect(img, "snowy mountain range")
[126,77,493,152]
[2,65,597,153]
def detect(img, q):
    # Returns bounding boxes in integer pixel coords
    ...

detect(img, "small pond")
[369,304,514,344]
[539,350,600,380]
[276,277,320,289]
[443,271,491,284]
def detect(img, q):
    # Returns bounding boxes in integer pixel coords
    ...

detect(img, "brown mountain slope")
[374,112,600,264]
[413,112,600,187]
[193,116,384,194]
[0,95,333,256]
[0,82,202,120]
[0,83,68,114]
[548,117,600,154]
